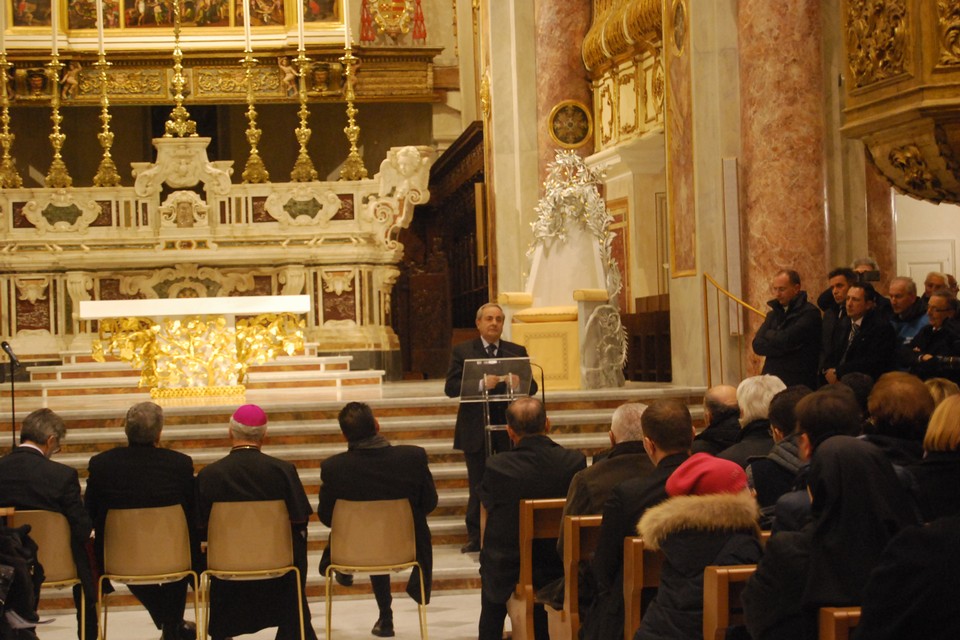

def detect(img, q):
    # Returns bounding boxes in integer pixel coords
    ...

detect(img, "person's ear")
[799,432,812,460]
[374,418,381,434]
[608,431,617,447]
[544,418,551,434]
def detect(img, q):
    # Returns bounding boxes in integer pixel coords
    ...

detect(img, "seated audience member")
[838,372,874,427]
[948,273,959,296]
[84,402,197,640]
[923,271,948,300]
[317,402,437,637]
[746,385,812,528]
[741,436,918,640]
[853,516,960,640]
[477,397,585,640]
[0,409,98,640]
[717,375,786,468]
[582,399,695,640]
[903,289,960,384]
[691,385,741,455]
[634,454,762,640]
[770,386,861,532]
[822,283,897,384]
[908,394,960,522]
[924,376,960,407]
[863,372,933,468]
[888,276,928,347]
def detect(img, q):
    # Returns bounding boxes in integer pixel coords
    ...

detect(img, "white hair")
[737,375,787,426]
[229,417,266,444]
[610,402,647,442]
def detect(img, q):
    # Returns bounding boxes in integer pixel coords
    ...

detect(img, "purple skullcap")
[232,404,268,428]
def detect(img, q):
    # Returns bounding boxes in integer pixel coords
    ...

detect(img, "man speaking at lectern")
[445,302,537,553]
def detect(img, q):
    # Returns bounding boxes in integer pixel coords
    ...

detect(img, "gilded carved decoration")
[939,0,960,65]
[77,69,166,98]
[845,0,909,88]
[888,144,944,196]
[583,0,661,72]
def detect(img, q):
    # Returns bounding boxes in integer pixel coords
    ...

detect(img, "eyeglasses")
[928,307,953,314]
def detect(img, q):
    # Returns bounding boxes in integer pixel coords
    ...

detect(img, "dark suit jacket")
[317,442,438,603]
[444,337,537,453]
[0,446,96,598]
[196,448,316,640]
[477,434,585,603]
[84,444,198,569]
[821,309,897,380]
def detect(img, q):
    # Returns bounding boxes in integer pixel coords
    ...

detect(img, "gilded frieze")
[583,0,661,72]
[939,0,960,65]
[888,144,946,199]
[194,67,280,98]
[77,68,167,98]
[845,0,909,88]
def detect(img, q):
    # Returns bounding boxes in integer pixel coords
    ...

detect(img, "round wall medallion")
[548,100,593,149]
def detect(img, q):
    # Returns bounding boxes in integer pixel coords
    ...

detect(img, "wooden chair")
[702,564,757,640]
[97,505,199,639]
[505,498,566,640]
[544,514,602,640]
[819,607,861,640]
[11,510,86,640]
[323,499,428,640]
[622,536,663,640]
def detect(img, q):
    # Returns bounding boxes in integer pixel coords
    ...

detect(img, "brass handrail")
[703,273,766,387]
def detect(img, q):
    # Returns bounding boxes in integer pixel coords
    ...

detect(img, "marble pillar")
[864,150,896,293]
[534,0,592,180]
[738,0,828,354]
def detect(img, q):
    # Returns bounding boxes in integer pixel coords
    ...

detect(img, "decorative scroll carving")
[279,265,308,295]
[77,69,166,98]
[14,278,49,304]
[583,0,661,72]
[118,264,256,299]
[321,270,355,295]
[888,144,946,199]
[21,190,103,233]
[845,0,909,88]
[264,184,343,226]
[159,191,209,228]
[133,137,233,198]
[195,67,280,97]
[369,145,436,250]
[939,0,960,65]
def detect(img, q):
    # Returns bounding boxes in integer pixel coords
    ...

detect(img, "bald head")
[506,397,548,437]
[610,402,647,443]
[704,385,739,425]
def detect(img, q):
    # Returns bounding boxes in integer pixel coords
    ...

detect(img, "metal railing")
[703,273,766,387]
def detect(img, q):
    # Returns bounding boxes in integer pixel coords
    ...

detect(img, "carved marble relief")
[845,0,909,88]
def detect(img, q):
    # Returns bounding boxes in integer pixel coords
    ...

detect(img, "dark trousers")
[73,583,98,640]
[370,574,392,617]
[463,430,511,542]
[478,592,548,640]
[129,577,190,629]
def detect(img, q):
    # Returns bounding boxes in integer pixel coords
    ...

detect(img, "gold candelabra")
[241,55,269,183]
[164,0,197,138]
[289,53,318,182]
[0,52,23,188]
[339,49,367,181]
[45,52,72,188]
[93,55,121,187]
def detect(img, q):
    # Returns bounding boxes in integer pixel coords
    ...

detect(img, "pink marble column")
[739,0,828,351]
[534,0,592,182]
[864,150,896,293]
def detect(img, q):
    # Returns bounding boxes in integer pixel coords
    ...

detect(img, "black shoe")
[460,538,480,553]
[334,571,354,587]
[161,620,196,640]
[371,616,395,637]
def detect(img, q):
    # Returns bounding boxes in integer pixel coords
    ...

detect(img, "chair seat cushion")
[513,306,578,323]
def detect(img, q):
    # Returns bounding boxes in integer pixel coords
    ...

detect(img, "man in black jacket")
[477,397,585,640]
[822,283,897,384]
[444,302,536,553]
[752,269,822,389]
[691,384,741,455]
[318,402,438,637]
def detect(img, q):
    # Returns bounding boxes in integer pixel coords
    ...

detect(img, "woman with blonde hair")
[923,377,959,407]
[908,394,960,521]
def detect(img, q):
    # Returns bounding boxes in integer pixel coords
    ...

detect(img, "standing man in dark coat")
[0,408,98,640]
[317,402,438,638]
[444,302,537,553]
[582,399,694,640]
[85,402,197,640]
[477,397,585,640]
[196,405,317,640]
[752,269,822,389]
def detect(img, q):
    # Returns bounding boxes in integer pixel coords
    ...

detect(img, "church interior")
[2,0,960,637]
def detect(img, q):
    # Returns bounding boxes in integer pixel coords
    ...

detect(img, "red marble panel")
[322,288,357,322]
[16,299,50,332]
[251,196,271,223]
[333,195,355,221]
[92,201,113,227]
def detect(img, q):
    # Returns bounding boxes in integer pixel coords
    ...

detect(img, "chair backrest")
[819,607,861,640]
[622,536,663,640]
[207,500,293,572]
[702,564,757,640]
[508,498,567,640]
[562,515,602,636]
[103,504,192,577]
[11,510,77,583]
[329,499,416,568]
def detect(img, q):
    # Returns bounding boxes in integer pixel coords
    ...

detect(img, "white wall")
[894,193,960,281]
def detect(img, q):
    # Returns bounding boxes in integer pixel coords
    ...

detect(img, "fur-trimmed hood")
[637,490,760,550]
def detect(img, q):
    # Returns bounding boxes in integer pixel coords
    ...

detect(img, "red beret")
[666,453,747,497]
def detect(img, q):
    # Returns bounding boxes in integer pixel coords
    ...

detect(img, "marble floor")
[33,590,495,639]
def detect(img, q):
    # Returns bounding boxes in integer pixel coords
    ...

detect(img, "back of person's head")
[925,377,960,408]
[506,397,547,436]
[867,372,934,442]
[838,372,875,418]
[610,402,646,443]
[125,402,164,445]
[703,385,739,423]
[640,399,693,453]
[737,375,787,426]
[768,385,812,436]
[923,394,960,452]
[20,408,66,445]
[337,402,378,443]
[851,257,879,272]
[795,387,861,451]
[229,404,268,444]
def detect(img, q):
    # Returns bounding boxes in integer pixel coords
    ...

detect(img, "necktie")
[486,343,497,357]
[839,324,859,364]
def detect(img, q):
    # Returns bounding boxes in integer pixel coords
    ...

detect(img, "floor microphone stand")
[7,359,14,449]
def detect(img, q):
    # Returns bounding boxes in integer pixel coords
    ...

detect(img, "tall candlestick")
[96,0,105,55]
[343,0,351,49]
[242,0,252,52]
[51,0,58,55]
[296,0,304,52]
